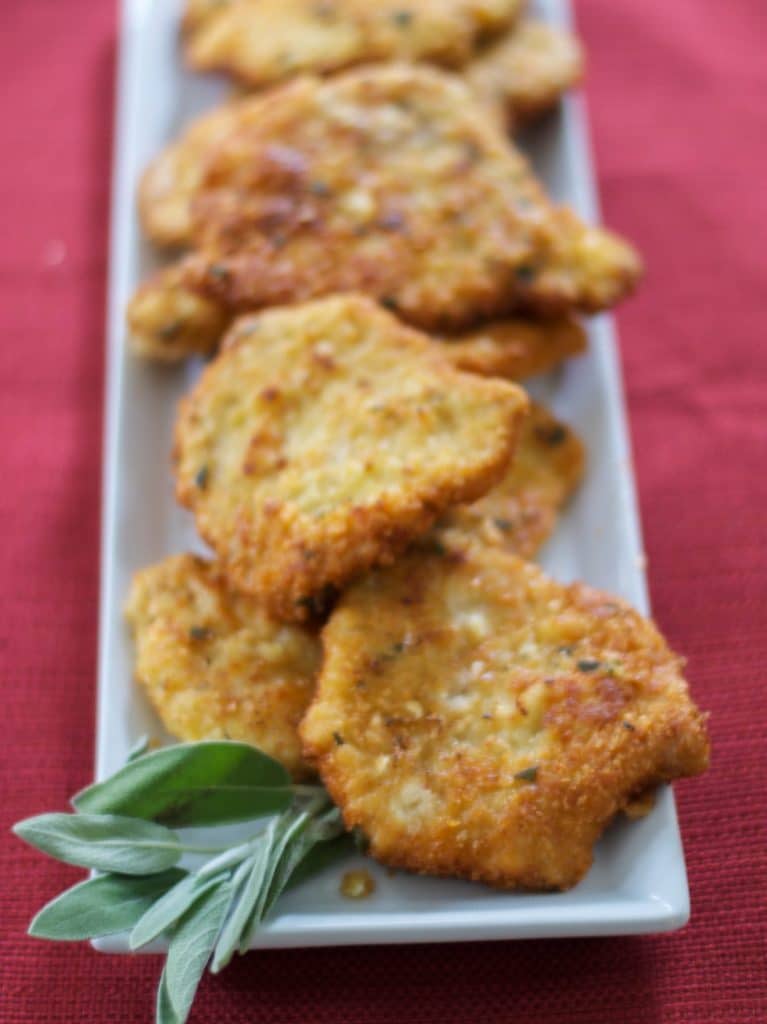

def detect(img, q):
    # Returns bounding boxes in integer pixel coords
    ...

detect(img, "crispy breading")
[173,295,528,621]
[439,315,586,379]
[300,538,709,891]
[138,28,584,252]
[129,67,640,354]
[127,264,230,361]
[139,103,244,249]
[125,554,320,778]
[127,264,586,378]
[466,19,584,128]
[442,402,585,557]
[128,260,586,376]
[182,0,525,87]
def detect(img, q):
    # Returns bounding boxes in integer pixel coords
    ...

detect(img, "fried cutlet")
[443,401,585,557]
[139,27,585,253]
[125,553,320,778]
[129,257,586,377]
[138,102,244,250]
[128,263,230,361]
[182,0,525,87]
[127,407,578,773]
[300,537,709,890]
[438,314,586,380]
[128,66,640,355]
[466,19,584,128]
[173,295,528,621]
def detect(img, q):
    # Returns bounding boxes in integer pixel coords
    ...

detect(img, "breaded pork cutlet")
[125,554,320,778]
[466,19,584,129]
[128,252,587,375]
[438,314,586,380]
[300,537,709,891]
[139,103,245,250]
[173,295,528,622]
[444,402,585,558]
[129,249,586,375]
[182,0,525,87]
[139,38,585,252]
[129,66,640,357]
[128,263,231,361]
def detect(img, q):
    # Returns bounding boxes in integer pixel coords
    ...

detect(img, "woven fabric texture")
[1,1,765,1021]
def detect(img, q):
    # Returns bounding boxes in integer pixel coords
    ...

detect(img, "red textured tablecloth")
[2,2,766,1021]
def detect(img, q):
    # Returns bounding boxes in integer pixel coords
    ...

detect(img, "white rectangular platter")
[96,0,691,950]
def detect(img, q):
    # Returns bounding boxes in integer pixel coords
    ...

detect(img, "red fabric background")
[1,1,765,1020]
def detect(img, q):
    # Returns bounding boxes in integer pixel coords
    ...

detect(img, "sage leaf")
[212,801,349,970]
[264,806,345,917]
[126,735,151,763]
[195,835,262,881]
[165,880,232,1024]
[211,826,276,972]
[156,967,181,1024]
[74,741,292,827]
[130,872,225,951]
[11,741,354,1024]
[29,869,186,940]
[13,813,181,875]
[286,831,357,891]
[236,805,318,954]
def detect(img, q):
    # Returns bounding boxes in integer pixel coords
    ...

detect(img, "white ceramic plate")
[95,0,691,951]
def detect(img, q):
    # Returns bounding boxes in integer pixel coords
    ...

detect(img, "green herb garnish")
[576,659,602,673]
[514,766,539,783]
[421,536,446,556]
[294,584,336,619]
[158,321,182,341]
[13,741,351,1024]
[514,265,537,283]
[534,423,567,446]
[208,264,230,283]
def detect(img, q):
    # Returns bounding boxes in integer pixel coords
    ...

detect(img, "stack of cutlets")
[125,1,708,893]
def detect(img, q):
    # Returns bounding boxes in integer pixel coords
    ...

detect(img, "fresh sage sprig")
[12,741,353,1024]
[73,739,295,825]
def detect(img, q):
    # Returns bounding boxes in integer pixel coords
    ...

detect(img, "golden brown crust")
[138,23,585,253]
[182,0,525,87]
[439,315,586,379]
[138,103,245,249]
[528,207,642,314]
[129,66,640,353]
[188,68,640,323]
[300,538,709,891]
[129,259,587,372]
[442,402,585,557]
[127,263,231,361]
[173,295,528,621]
[125,554,320,778]
[466,19,584,128]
